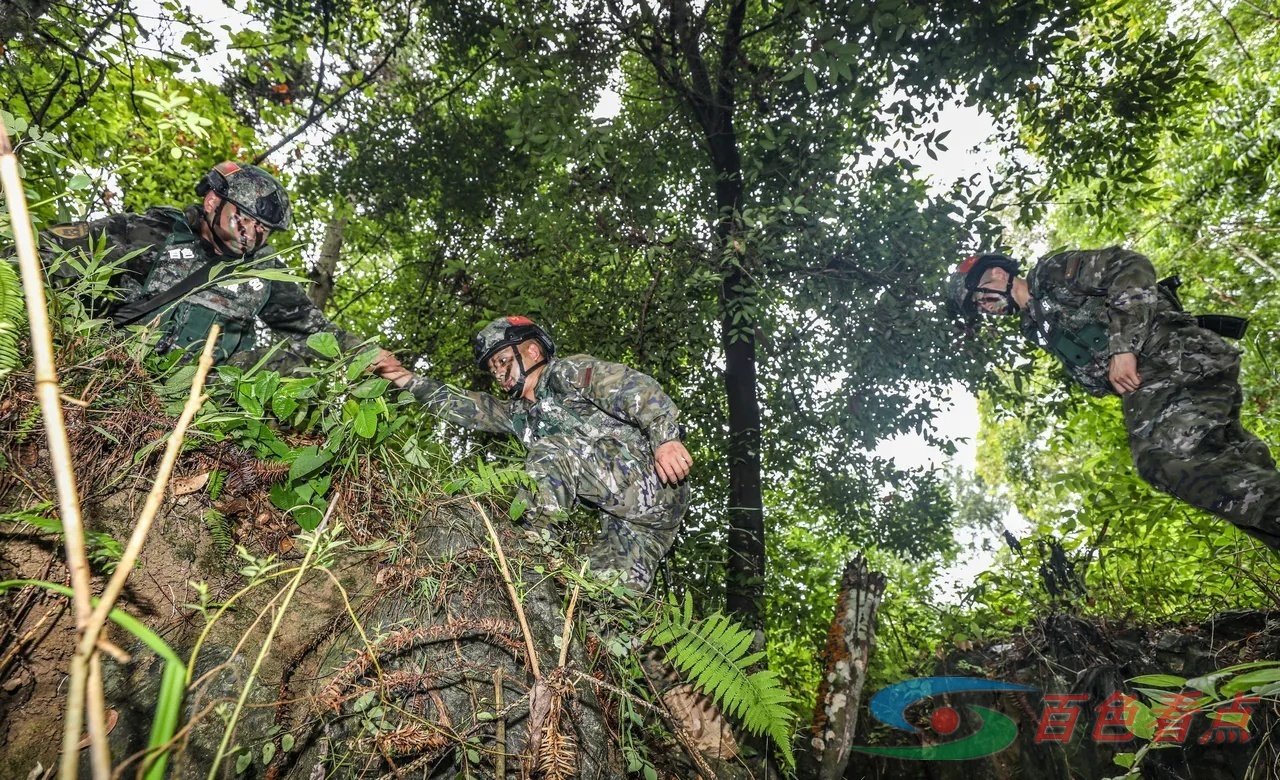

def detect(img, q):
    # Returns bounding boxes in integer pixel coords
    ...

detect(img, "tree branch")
[252,10,417,164]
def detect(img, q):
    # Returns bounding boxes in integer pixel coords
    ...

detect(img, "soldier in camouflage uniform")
[36,161,408,378]
[396,316,693,592]
[948,248,1280,547]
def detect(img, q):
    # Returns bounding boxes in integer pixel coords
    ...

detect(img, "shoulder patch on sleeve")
[48,223,89,240]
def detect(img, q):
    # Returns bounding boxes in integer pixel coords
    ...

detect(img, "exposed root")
[318,618,524,712]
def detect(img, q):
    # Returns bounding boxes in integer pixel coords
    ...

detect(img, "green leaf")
[509,497,528,520]
[281,734,295,753]
[306,332,341,359]
[261,742,276,764]
[243,268,309,284]
[354,403,378,438]
[804,68,818,94]
[1113,752,1136,769]
[1129,674,1186,688]
[68,174,92,191]
[351,377,390,399]
[235,750,252,774]
[1220,667,1280,697]
[346,347,384,381]
[288,445,332,482]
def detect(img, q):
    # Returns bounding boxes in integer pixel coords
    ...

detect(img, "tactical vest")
[139,208,271,361]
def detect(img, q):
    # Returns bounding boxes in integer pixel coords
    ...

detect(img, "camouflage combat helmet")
[947,253,1022,321]
[474,316,556,398]
[196,161,293,231]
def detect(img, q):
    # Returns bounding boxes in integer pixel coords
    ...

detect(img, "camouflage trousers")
[1123,341,1280,548]
[522,434,689,593]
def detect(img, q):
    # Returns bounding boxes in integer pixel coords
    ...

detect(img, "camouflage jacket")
[37,205,361,362]
[1022,246,1202,396]
[405,354,683,461]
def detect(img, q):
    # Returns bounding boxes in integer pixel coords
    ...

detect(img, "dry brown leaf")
[169,471,210,497]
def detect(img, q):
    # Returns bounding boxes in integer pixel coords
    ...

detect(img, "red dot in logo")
[930,706,960,735]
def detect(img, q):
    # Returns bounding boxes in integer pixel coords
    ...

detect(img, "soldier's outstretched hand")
[371,349,415,387]
[1109,352,1142,394]
[654,440,693,484]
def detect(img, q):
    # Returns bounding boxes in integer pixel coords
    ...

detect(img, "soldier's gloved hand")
[370,349,414,387]
[1109,352,1142,394]
[654,440,693,484]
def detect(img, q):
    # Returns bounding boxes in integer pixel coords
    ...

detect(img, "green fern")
[0,260,25,380]
[445,457,537,497]
[645,593,797,768]
[203,508,233,555]
[207,469,226,501]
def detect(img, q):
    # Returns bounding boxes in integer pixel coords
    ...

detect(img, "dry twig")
[469,499,541,680]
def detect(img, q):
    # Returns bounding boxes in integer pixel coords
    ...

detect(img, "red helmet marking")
[506,315,534,326]
[958,255,978,273]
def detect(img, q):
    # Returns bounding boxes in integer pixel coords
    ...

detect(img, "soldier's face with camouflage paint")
[973,267,1016,315]
[202,191,271,256]
[487,341,546,401]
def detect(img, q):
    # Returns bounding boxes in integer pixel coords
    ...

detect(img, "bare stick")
[469,499,540,680]
[494,667,506,780]
[557,565,586,669]
[86,655,110,779]
[0,116,99,780]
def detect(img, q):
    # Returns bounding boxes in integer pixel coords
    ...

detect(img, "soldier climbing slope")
[948,247,1280,547]
[33,160,407,379]
[384,316,693,592]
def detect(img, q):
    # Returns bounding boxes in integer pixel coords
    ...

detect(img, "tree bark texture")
[309,199,352,312]
[798,554,887,780]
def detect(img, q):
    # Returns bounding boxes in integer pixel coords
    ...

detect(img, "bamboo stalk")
[72,326,217,778]
[469,500,540,680]
[0,116,100,780]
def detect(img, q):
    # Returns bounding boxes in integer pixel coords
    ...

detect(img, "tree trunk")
[798,554,887,780]
[715,169,764,629]
[610,0,764,629]
[309,200,351,312]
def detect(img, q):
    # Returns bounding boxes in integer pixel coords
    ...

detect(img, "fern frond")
[0,260,25,380]
[645,594,797,768]
[203,508,233,555]
[207,469,226,501]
